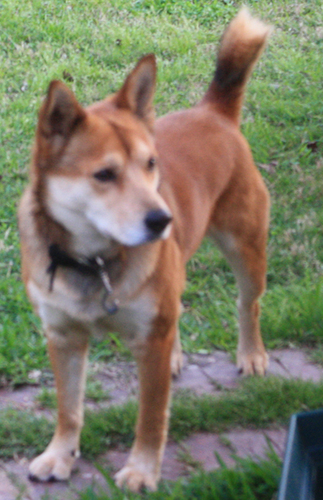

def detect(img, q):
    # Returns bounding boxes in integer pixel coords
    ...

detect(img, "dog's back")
[156,8,271,262]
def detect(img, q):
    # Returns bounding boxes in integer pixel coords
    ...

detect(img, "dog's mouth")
[121,210,173,247]
[89,208,173,248]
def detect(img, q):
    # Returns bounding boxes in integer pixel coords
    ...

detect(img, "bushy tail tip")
[203,8,272,125]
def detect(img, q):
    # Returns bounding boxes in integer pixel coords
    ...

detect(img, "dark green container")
[278,409,323,500]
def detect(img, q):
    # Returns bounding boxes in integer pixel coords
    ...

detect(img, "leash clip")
[95,257,119,315]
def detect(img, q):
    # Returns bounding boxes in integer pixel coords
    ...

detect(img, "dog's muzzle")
[144,209,172,239]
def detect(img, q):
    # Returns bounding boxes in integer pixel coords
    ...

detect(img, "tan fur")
[19,10,271,492]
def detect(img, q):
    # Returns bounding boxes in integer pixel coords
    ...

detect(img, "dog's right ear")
[38,81,86,142]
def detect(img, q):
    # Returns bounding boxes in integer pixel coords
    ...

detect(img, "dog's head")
[33,55,172,251]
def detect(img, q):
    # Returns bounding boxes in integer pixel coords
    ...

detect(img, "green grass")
[1,0,323,497]
[1,376,323,460]
[83,376,323,456]
[35,387,57,409]
[36,378,111,408]
[309,344,323,366]
[0,408,54,459]
[78,452,281,500]
[1,0,323,382]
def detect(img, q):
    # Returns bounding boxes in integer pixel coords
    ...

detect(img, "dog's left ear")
[113,54,156,130]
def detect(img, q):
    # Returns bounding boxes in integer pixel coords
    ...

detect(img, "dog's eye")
[93,168,117,182]
[147,157,157,171]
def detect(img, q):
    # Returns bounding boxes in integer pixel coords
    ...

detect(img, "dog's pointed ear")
[114,54,156,130]
[38,81,86,139]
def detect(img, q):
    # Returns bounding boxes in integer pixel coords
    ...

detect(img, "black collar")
[47,243,119,314]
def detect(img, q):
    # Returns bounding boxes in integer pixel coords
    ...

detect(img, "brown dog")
[19,8,271,492]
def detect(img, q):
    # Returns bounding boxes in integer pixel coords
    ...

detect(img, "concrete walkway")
[1,348,323,499]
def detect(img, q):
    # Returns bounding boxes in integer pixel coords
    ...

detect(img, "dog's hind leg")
[211,228,268,376]
[29,323,89,481]
[171,327,183,378]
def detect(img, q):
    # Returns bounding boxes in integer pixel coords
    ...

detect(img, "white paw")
[28,448,79,482]
[115,464,158,492]
[237,349,269,376]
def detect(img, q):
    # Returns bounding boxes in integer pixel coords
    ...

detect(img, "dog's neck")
[46,242,124,314]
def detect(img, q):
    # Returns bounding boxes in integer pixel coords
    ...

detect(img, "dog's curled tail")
[202,8,272,126]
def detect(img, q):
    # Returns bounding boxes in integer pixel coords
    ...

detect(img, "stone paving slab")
[104,428,288,479]
[0,348,322,499]
[1,349,323,413]
[1,458,110,500]
[180,427,287,470]
[183,349,323,389]
[0,468,20,500]
[0,427,287,500]
[267,349,323,381]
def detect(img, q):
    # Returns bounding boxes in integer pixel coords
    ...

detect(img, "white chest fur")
[27,277,156,348]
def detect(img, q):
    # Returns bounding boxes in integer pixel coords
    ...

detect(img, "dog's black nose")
[145,210,172,236]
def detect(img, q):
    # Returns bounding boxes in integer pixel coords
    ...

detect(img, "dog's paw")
[237,349,268,376]
[171,330,183,378]
[171,347,183,378]
[115,464,158,492]
[28,448,78,482]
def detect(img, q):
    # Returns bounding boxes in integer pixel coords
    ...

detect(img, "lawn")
[1,0,323,498]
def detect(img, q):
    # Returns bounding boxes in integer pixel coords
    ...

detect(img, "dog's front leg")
[29,327,89,482]
[115,325,175,492]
